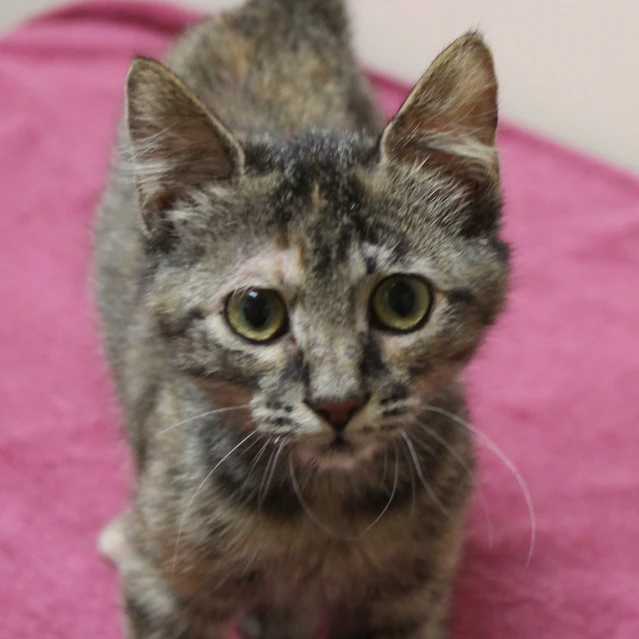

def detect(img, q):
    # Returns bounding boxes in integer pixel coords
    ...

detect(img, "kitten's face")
[128,35,508,471]
[149,133,509,471]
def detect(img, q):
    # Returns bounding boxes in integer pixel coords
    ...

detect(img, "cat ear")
[125,57,244,237]
[380,32,498,175]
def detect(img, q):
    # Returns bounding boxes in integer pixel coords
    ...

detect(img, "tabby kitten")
[95,0,509,638]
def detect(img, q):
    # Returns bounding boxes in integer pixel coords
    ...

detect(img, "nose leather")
[307,397,366,432]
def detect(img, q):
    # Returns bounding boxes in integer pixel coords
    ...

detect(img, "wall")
[2,0,638,172]
[344,0,639,174]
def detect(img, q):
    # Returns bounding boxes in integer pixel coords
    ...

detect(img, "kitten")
[94,0,509,638]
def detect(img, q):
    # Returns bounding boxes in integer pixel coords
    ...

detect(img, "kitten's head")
[125,33,509,471]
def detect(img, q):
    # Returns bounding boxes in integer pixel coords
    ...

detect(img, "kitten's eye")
[225,289,288,343]
[371,275,433,333]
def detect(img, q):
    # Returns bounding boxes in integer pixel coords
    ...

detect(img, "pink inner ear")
[382,34,498,165]
[127,59,244,222]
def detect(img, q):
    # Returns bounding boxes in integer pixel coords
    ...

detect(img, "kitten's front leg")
[100,514,238,639]
[331,583,452,639]
[122,588,234,639]
[239,601,320,639]
[120,553,238,639]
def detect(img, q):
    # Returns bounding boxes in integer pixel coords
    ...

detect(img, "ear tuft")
[125,57,244,237]
[381,32,499,174]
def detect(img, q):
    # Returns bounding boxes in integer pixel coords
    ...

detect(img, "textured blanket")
[1,2,638,637]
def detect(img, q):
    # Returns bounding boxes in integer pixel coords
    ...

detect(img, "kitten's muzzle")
[305,394,369,433]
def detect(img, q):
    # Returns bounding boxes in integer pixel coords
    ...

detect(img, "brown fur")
[94,1,509,638]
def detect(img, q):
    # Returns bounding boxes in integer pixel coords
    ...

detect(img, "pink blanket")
[1,2,638,637]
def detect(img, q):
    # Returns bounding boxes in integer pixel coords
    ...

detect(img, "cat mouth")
[296,435,380,472]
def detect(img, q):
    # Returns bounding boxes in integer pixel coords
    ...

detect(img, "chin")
[296,437,381,473]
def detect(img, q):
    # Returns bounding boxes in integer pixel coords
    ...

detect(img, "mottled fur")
[95,1,509,638]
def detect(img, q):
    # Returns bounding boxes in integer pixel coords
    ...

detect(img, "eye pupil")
[242,290,271,329]
[371,275,432,333]
[387,281,416,317]
[226,288,287,343]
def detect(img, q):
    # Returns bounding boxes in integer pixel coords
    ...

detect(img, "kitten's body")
[95,1,509,638]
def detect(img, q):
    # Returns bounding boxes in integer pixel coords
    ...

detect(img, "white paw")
[97,514,128,565]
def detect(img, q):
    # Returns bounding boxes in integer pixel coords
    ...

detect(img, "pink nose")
[307,397,366,432]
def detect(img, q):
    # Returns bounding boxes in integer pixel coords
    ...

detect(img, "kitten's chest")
[227,509,413,598]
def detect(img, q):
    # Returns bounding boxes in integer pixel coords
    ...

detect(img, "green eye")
[225,289,288,343]
[371,275,433,333]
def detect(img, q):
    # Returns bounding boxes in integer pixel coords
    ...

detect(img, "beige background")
[2,0,638,173]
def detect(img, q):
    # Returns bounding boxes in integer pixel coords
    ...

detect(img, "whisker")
[196,436,263,542]
[289,457,356,540]
[398,439,416,519]
[240,437,272,501]
[380,446,389,487]
[410,421,493,550]
[257,448,276,512]
[299,455,317,492]
[400,431,451,519]
[288,449,399,541]
[421,404,535,567]
[199,437,264,530]
[171,430,258,577]
[158,404,252,436]
[257,437,280,511]
[258,438,284,511]
[289,456,345,539]
[357,442,400,537]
